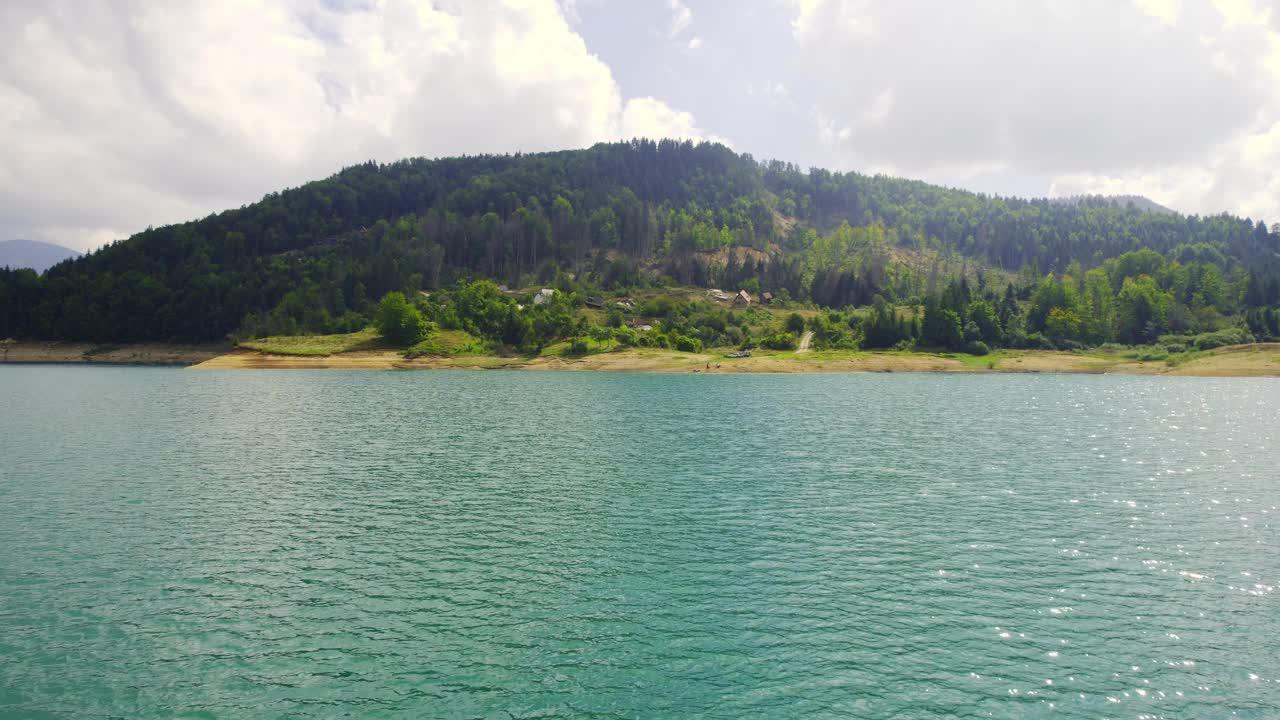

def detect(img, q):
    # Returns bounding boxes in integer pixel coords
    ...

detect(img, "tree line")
[1,139,1277,345]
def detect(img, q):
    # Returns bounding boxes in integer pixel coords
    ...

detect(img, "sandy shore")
[4,339,1276,376]
[189,344,1280,377]
[0,341,227,366]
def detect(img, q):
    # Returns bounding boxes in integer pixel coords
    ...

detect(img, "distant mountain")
[0,239,81,273]
[1049,194,1176,215]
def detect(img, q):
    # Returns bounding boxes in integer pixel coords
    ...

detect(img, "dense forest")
[2,139,1279,351]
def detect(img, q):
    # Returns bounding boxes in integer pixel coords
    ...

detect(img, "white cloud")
[0,0,719,250]
[863,89,893,125]
[620,96,729,146]
[747,81,794,109]
[792,0,878,45]
[1051,119,1280,220]
[788,0,1280,220]
[668,0,693,38]
[1212,0,1269,27]
[557,0,581,24]
[815,110,851,146]
[687,35,703,50]
[1133,0,1183,25]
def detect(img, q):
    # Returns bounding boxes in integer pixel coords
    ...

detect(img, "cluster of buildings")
[707,289,772,307]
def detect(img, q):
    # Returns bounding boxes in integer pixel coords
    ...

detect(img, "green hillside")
[2,139,1278,352]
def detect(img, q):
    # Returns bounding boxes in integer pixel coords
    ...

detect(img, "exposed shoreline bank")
[4,341,1278,376]
[0,341,228,366]
[189,344,1280,376]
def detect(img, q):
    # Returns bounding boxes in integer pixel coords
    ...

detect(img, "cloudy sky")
[3,0,1280,251]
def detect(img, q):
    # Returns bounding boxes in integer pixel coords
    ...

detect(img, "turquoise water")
[0,367,1277,718]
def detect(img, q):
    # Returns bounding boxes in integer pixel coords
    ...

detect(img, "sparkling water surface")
[0,367,1277,718]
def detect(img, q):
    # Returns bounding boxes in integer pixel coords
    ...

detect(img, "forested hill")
[2,138,1279,344]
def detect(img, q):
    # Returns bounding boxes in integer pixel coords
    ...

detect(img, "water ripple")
[0,368,1277,718]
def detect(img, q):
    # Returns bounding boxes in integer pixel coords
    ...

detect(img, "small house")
[533,288,556,306]
[761,292,774,304]
[585,296,605,308]
[733,290,752,307]
[708,289,731,302]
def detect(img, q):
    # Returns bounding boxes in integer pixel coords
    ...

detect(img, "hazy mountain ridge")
[1049,194,1176,215]
[0,239,81,274]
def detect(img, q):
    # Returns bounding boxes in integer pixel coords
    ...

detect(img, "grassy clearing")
[238,327,382,356]
[543,336,620,357]
[1162,349,1208,367]
[949,351,1001,370]
[404,329,488,358]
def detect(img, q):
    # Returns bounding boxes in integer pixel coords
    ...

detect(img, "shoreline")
[189,345,1280,376]
[4,341,1278,377]
[0,341,228,366]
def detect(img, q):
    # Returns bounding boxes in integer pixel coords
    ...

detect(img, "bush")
[723,325,743,346]
[374,292,427,346]
[1135,347,1169,362]
[760,333,797,351]
[673,334,702,353]
[566,338,590,356]
[1163,342,1187,354]
[639,296,677,318]
[612,326,638,346]
[786,313,806,334]
[964,340,990,356]
[1191,327,1254,350]
[1023,332,1056,350]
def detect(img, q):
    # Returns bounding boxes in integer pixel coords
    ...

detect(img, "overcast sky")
[3,0,1280,252]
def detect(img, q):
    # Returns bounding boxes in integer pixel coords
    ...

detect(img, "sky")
[3,0,1280,252]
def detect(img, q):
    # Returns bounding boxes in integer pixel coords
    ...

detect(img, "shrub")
[1135,347,1169,362]
[374,292,427,346]
[1163,343,1187,354]
[723,325,743,346]
[639,296,677,318]
[566,338,590,356]
[964,340,990,356]
[760,333,797,351]
[612,326,638,346]
[1191,327,1254,350]
[1023,332,1055,350]
[673,334,702,353]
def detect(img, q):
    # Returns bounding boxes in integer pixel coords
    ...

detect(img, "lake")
[0,367,1277,718]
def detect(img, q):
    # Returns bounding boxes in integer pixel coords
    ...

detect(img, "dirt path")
[797,331,814,352]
